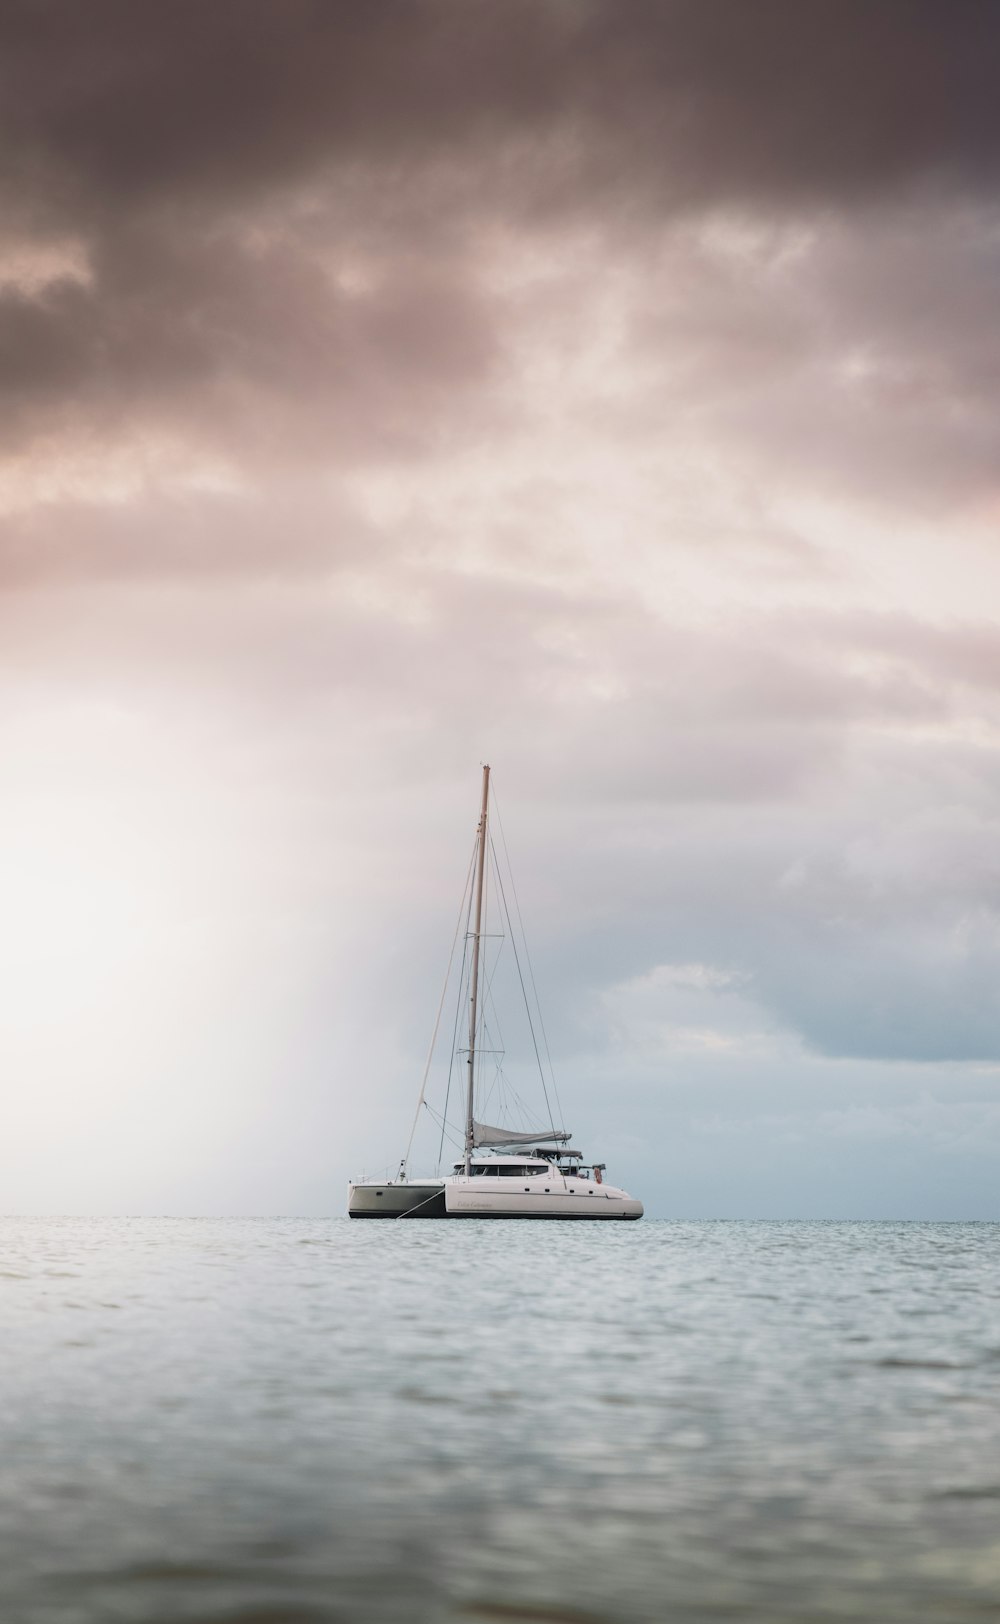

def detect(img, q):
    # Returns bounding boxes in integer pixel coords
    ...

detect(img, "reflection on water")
[2,1218,1000,1622]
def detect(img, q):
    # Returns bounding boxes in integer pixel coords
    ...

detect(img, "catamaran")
[347,766,643,1220]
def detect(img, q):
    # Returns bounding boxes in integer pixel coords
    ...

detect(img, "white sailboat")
[347,766,643,1221]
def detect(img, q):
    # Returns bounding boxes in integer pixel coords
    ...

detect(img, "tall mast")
[464,763,490,1175]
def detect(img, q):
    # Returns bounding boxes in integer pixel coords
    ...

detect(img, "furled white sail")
[472,1121,571,1147]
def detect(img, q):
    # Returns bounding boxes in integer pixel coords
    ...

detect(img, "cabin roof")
[454,1151,585,1166]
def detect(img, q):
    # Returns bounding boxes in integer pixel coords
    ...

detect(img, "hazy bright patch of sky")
[2,1,1000,1215]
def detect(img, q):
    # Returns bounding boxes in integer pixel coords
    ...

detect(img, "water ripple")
[2,1218,999,1624]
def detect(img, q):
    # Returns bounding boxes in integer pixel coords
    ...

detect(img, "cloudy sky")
[3,1,1000,1216]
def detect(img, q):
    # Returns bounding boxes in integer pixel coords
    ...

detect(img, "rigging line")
[492,810,564,1138]
[404,833,479,1174]
[475,838,511,1068]
[439,913,473,1168]
[491,789,566,1133]
[479,839,524,1094]
[477,1030,543,1125]
[437,940,468,1173]
[476,987,510,1123]
[471,833,497,1119]
[479,929,506,1003]
[490,1077,540,1124]
[479,959,508,1066]
[423,1102,464,1152]
[436,854,477,1174]
[477,1014,508,1095]
[478,816,492,1052]
[398,1185,451,1220]
[489,830,559,1136]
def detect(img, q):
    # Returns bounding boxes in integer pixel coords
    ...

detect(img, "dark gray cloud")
[4,1,1000,462]
[4,1,1000,222]
[0,221,499,462]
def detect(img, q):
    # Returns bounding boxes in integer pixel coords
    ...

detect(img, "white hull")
[445,1176,642,1220]
[348,1172,642,1220]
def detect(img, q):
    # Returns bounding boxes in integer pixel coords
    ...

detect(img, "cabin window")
[467,1161,547,1176]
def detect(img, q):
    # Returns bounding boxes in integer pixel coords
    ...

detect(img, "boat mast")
[465,763,490,1175]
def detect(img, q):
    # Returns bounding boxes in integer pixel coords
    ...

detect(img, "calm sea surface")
[2,1218,1000,1624]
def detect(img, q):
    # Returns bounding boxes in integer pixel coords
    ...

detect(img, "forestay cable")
[402,834,478,1175]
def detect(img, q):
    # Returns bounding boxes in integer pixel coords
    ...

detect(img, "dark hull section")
[348,1183,447,1219]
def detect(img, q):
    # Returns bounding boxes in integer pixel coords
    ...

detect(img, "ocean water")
[2,1219,1000,1624]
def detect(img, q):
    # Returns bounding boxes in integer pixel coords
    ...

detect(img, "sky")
[3,1,1000,1217]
